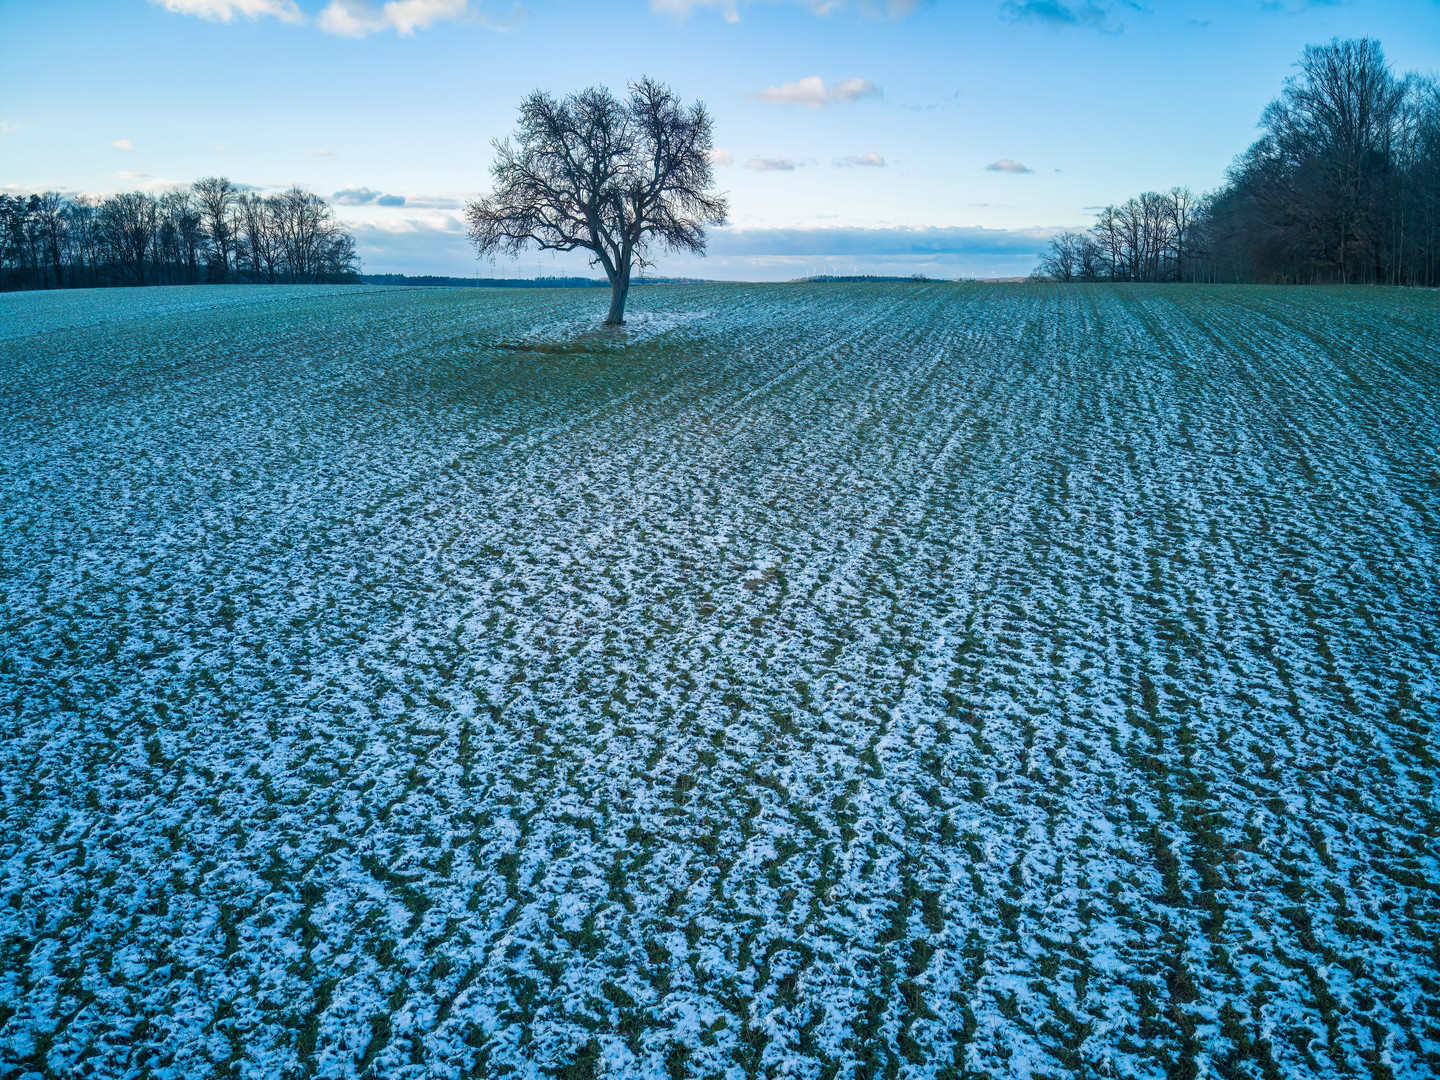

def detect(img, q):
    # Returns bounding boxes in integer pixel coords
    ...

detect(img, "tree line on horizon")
[1035,39,1440,286]
[0,177,360,290]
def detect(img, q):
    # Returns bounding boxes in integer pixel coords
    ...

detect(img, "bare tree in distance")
[465,77,728,325]
[193,176,240,282]
[100,192,159,285]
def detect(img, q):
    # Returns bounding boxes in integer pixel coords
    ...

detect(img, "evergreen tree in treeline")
[1035,38,1440,286]
[0,177,360,290]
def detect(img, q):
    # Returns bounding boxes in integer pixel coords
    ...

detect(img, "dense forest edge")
[1033,39,1440,285]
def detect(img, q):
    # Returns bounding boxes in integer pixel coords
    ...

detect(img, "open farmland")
[1,281,1437,1079]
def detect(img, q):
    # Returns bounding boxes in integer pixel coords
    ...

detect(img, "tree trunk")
[605,264,631,325]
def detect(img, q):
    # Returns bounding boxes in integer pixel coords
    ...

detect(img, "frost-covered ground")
[1,282,1437,1080]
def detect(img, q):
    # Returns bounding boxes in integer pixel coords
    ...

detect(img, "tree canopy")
[465,77,728,324]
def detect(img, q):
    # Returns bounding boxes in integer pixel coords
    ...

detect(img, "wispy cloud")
[402,194,464,209]
[985,158,1033,174]
[118,171,151,181]
[334,186,406,206]
[745,157,799,172]
[333,186,464,208]
[708,147,735,166]
[748,76,880,109]
[112,139,134,150]
[999,0,1121,32]
[317,0,525,36]
[835,152,885,167]
[0,121,25,137]
[1261,0,1342,13]
[307,149,337,157]
[149,0,303,23]
[651,0,924,22]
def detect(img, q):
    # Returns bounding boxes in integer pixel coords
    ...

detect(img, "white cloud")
[118,171,150,180]
[985,158,1033,174]
[318,0,524,36]
[112,139,134,150]
[651,0,921,21]
[745,157,798,172]
[213,144,233,153]
[835,152,885,167]
[708,148,734,166]
[149,0,303,23]
[0,121,25,137]
[747,76,880,108]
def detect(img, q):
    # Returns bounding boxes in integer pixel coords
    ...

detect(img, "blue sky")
[2,0,1437,279]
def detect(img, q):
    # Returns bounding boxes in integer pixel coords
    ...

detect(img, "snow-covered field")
[1,282,1436,1080]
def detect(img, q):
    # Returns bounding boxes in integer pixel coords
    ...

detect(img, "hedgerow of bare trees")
[0,178,360,291]
[1036,187,1203,283]
[1035,38,1440,286]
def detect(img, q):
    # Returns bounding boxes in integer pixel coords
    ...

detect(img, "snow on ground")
[0,282,1436,1080]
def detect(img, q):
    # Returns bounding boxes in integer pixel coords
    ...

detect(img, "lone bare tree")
[465,78,728,324]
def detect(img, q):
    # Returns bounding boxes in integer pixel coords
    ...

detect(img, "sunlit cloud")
[149,0,303,23]
[835,152,885,167]
[986,158,1033,173]
[317,0,526,36]
[747,76,880,108]
[112,139,134,150]
[708,148,735,166]
[745,157,799,172]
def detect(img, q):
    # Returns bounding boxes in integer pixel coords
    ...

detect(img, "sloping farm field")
[1,282,1436,1080]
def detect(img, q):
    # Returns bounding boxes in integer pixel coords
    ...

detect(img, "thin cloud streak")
[745,157,799,172]
[348,217,1053,278]
[998,0,1120,33]
[708,224,1055,256]
[650,0,926,22]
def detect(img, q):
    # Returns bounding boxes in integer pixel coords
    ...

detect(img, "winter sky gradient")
[3,0,1438,278]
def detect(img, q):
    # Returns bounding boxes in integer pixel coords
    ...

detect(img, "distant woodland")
[1035,39,1440,286]
[0,178,359,290]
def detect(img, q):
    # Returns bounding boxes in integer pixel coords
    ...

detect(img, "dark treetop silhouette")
[465,78,728,325]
